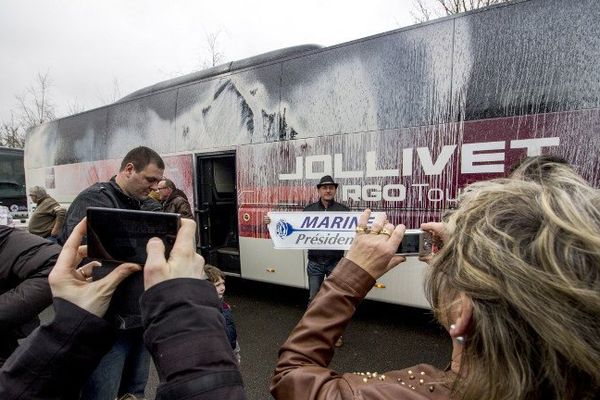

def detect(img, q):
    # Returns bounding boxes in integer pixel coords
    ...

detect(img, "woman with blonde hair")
[272,160,600,399]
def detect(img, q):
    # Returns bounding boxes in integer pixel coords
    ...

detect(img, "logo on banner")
[275,220,292,239]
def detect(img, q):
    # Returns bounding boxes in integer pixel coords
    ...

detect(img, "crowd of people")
[0,147,599,399]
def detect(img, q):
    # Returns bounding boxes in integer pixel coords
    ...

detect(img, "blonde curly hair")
[426,168,600,399]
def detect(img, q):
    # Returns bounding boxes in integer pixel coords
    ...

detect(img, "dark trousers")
[80,328,150,400]
[307,258,340,302]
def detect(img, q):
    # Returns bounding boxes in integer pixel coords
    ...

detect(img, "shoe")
[335,336,343,348]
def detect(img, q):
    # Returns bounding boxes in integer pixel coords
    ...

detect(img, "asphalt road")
[145,276,452,400]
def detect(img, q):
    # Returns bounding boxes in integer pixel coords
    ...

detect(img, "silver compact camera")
[396,229,433,256]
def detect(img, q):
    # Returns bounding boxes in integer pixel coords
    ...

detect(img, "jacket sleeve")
[59,189,111,245]
[0,229,61,329]
[174,197,194,219]
[141,197,162,212]
[270,258,376,399]
[0,298,116,400]
[222,307,238,350]
[141,278,246,400]
[50,204,66,236]
[272,259,453,400]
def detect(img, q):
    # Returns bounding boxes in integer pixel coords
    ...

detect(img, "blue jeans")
[307,259,340,302]
[80,328,150,400]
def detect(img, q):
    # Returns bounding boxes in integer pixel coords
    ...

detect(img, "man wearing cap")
[27,186,65,242]
[302,175,349,302]
[264,175,349,346]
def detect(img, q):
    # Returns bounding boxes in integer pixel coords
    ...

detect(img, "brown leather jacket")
[162,189,194,219]
[271,258,454,399]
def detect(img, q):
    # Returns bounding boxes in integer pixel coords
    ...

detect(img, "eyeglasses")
[157,187,169,191]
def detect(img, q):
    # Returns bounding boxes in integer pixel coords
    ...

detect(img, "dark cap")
[316,175,339,188]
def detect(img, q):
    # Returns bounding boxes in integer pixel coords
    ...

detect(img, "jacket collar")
[108,176,141,207]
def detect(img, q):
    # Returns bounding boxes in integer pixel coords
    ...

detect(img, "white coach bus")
[25,0,600,307]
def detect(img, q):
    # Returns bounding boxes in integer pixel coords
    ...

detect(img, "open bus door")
[196,153,240,274]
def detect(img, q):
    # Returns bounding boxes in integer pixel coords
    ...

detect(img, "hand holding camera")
[48,219,141,318]
[144,218,206,290]
[345,209,407,280]
[418,222,447,263]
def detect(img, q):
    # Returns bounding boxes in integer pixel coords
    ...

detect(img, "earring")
[449,324,465,344]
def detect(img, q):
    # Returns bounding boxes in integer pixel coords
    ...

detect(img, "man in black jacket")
[266,176,349,299]
[302,175,349,303]
[0,226,61,367]
[59,146,165,400]
[0,219,246,400]
[263,175,349,346]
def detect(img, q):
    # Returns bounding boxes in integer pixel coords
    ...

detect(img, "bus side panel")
[239,236,306,289]
[237,205,306,288]
[175,64,283,151]
[105,91,179,159]
[237,109,600,306]
[237,110,600,213]
[279,18,455,138]
[365,258,429,308]
[453,0,600,122]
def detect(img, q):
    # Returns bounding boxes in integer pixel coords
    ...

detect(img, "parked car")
[0,181,28,221]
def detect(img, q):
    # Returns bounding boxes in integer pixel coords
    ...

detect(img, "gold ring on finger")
[369,229,381,235]
[379,228,392,237]
[355,226,367,233]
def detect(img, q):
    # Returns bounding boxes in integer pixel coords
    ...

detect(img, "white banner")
[267,211,385,250]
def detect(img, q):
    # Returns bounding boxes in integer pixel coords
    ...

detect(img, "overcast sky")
[0,1,421,124]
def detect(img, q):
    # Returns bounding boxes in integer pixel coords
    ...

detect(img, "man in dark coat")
[302,175,349,302]
[59,146,165,400]
[0,225,61,366]
[156,178,194,219]
[27,186,66,241]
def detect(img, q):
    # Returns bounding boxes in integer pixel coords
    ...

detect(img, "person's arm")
[0,230,60,329]
[271,210,407,400]
[142,219,246,400]
[0,277,50,330]
[0,220,141,400]
[272,258,376,399]
[0,299,116,400]
[59,190,109,244]
[142,279,244,399]
[176,198,194,219]
[50,205,66,237]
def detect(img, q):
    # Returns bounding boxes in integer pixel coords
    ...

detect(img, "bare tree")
[15,70,56,131]
[1,71,57,149]
[66,99,86,115]
[411,0,511,22]
[96,77,122,106]
[0,113,25,149]
[200,30,225,69]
